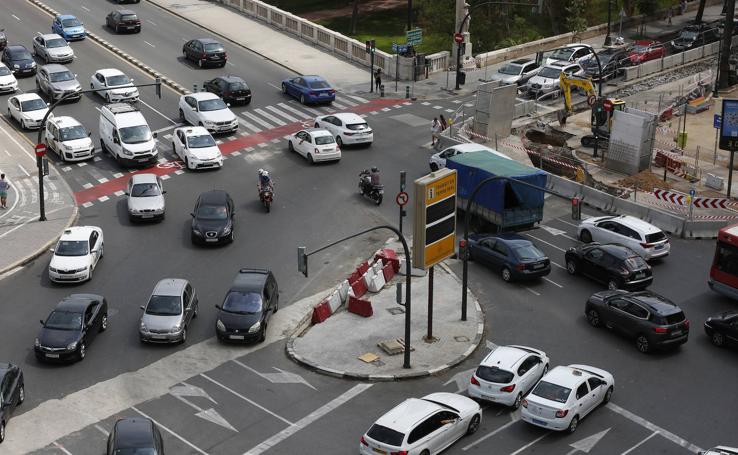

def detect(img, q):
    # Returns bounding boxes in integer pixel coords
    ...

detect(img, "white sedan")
[7,93,49,130]
[172,126,223,170]
[429,143,510,171]
[521,364,614,433]
[90,68,139,103]
[313,112,372,147]
[360,392,481,455]
[178,92,238,134]
[287,128,340,163]
[0,63,18,94]
[49,226,104,283]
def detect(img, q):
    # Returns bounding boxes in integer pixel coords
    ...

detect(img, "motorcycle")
[259,186,273,212]
[358,171,383,205]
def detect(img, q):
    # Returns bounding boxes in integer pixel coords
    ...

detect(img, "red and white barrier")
[337,279,350,303]
[348,295,373,317]
[653,188,687,205]
[311,301,332,324]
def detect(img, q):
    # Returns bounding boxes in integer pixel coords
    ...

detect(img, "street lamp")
[604,0,613,46]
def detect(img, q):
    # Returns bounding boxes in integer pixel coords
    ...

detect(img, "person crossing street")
[0,174,9,209]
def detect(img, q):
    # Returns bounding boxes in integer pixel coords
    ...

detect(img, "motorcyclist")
[258,168,273,194]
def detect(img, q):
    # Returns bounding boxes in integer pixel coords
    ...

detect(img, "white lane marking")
[242,111,275,129]
[2,149,10,156]
[555,218,580,228]
[139,99,178,124]
[152,123,183,134]
[462,412,518,450]
[239,118,262,133]
[331,99,350,110]
[16,164,30,177]
[132,406,207,455]
[243,384,373,455]
[621,431,659,455]
[53,442,73,454]
[268,82,282,91]
[0,266,22,281]
[343,94,368,103]
[254,108,286,126]
[146,20,157,26]
[265,105,299,123]
[200,373,294,426]
[543,277,563,288]
[277,102,311,119]
[550,260,566,270]
[337,97,357,107]
[525,233,566,252]
[510,433,549,455]
[0,121,36,163]
[525,287,541,296]
[94,424,109,436]
[290,102,323,116]
[143,41,155,48]
[0,181,20,221]
[12,14,21,21]
[606,403,702,453]
[81,5,90,12]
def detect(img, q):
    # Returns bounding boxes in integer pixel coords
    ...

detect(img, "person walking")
[0,174,9,209]
[439,114,448,131]
[374,68,382,93]
[667,6,673,24]
[431,117,441,146]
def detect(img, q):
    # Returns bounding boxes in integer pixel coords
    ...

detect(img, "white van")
[99,103,157,166]
[45,115,94,162]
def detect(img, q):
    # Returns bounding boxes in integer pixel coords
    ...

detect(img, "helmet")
[262,171,269,178]
[258,168,265,175]
[371,167,379,173]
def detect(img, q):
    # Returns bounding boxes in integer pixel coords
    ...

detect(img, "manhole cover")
[454,335,470,342]
[387,307,405,315]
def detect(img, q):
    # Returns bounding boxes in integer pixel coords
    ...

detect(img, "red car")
[627,40,665,65]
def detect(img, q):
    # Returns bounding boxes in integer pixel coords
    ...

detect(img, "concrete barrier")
[684,48,701,63]
[367,269,386,293]
[683,220,730,239]
[362,270,374,290]
[547,174,583,199]
[661,55,674,70]
[640,60,660,77]
[372,261,384,277]
[337,279,350,303]
[350,277,368,298]
[327,290,342,313]
[348,295,373,317]
[644,208,685,236]
[311,301,331,324]
[611,197,650,220]
[382,262,396,282]
[622,66,639,82]
[581,186,615,212]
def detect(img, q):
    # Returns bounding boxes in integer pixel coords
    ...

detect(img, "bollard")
[380,84,385,97]
[405,86,410,99]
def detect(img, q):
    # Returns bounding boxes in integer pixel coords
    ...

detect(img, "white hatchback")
[90,68,139,103]
[314,112,373,147]
[0,63,18,94]
[468,345,549,409]
[430,143,510,171]
[178,92,238,134]
[172,126,223,170]
[288,128,341,163]
[7,93,49,130]
[49,226,104,283]
[578,215,670,260]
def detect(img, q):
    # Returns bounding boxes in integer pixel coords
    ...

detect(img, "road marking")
[81,5,90,12]
[16,164,30,177]
[152,123,183,134]
[242,111,274,129]
[239,118,262,133]
[606,403,702,453]
[525,287,541,296]
[132,406,207,455]
[200,373,294,426]
[510,432,549,455]
[12,14,21,21]
[556,218,580,228]
[463,413,518,451]
[139,99,177,124]
[621,431,659,455]
[277,102,311,119]
[268,82,282,91]
[443,368,475,393]
[254,108,286,126]
[265,105,299,123]
[144,41,155,48]
[53,442,73,454]
[566,428,611,454]
[525,233,567,252]
[543,276,563,288]
[94,424,109,436]
[233,360,317,390]
[343,94,368,103]
[550,260,566,270]
[146,20,157,26]
[243,383,373,455]
[170,383,237,432]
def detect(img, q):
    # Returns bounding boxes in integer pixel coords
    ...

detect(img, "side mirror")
[190,212,195,217]
[140,305,145,310]
[49,248,55,253]
[226,103,231,107]
[152,132,158,139]
[87,131,92,137]
[123,191,129,196]
[191,106,197,111]
[40,319,45,325]
[113,137,120,144]
[214,304,222,310]
[162,190,167,194]
[130,78,134,83]
[74,73,78,78]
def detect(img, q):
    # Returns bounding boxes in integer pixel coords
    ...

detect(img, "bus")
[709,223,738,299]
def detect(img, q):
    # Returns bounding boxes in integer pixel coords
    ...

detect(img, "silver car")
[36,64,81,102]
[32,33,74,64]
[491,58,540,86]
[139,279,198,344]
[125,173,166,222]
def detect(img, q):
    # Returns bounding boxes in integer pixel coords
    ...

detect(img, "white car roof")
[152,278,188,297]
[479,345,531,369]
[330,112,365,124]
[589,215,663,234]
[60,226,98,241]
[14,93,45,102]
[374,398,442,434]
[447,143,511,160]
[39,33,67,42]
[188,92,220,101]
[96,68,126,77]
[543,365,610,389]
[48,116,82,128]
[176,126,211,138]
[130,173,158,185]
[306,128,332,137]
[705,447,738,455]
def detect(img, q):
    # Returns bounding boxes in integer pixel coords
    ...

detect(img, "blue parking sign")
[714,114,722,129]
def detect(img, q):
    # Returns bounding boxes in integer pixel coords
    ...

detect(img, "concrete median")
[548,174,583,199]
[581,186,616,212]
[683,220,729,239]
[644,208,685,236]
[611,197,650,219]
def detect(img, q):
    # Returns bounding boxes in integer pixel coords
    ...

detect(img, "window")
[407,413,447,444]
[585,248,603,261]
[624,302,648,319]
[0,375,9,403]
[476,365,514,383]
[183,285,192,305]
[587,377,602,389]
[146,295,182,316]
[608,298,629,311]
[367,424,404,446]
[84,305,94,325]
[598,221,615,231]
[493,242,508,256]
[532,381,571,403]
[518,356,539,376]
[90,231,99,249]
[715,241,738,277]
[575,383,589,400]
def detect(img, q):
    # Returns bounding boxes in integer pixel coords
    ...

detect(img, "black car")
[215,268,279,343]
[182,38,227,68]
[468,232,550,282]
[671,23,720,52]
[0,29,6,51]
[35,294,108,362]
[106,10,141,33]
[0,363,24,444]
[190,190,235,245]
[107,417,164,455]
[1,45,37,76]
[203,75,252,105]
[584,47,628,81]
[565,243,652,290]
[704,310,738,348]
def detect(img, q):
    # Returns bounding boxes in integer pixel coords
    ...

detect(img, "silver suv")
[36,64,81,102]
[139,279,198,344]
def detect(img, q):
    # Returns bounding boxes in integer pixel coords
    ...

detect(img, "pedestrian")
[439,114,448,131]
[431,117,441,146]
[374,68,382,92]
[0,174,9,209]
[680,0,686,15]
[667,6,673,24]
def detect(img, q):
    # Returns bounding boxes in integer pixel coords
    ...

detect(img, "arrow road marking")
[510,432,549,455]
[541,225,579,242]
[169,382,237,432]
[233,360,317,391]
[443,368,475,393]
[170,383,217,404]
[565,428,611,455]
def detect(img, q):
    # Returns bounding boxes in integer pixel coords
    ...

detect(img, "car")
[467,233,551,282]
[125,173,166,221]
[7,93,49,130]
[585,290,689,353]
[34,294,108,362]
[704,310,738,348]
[99,103,158,166]
[139,279,198,344]
[468,345,549,409]
[36,64,81,102]
[191,190,235,245]
[203,75,252,105]
[215,268,279,343]
[491,58,540,85]
[113,0,142,4]
[521,364,614,433]
[106,10,141,33]
[48,226,104,283]
[107,418,164,455]
[0,362,24,444]
[172,126,223,170]
[0,29,6,51]
[44,116,94,162]
[314,112,373,147]
[584,47,628,81]
[287,128,341,163]
[182,38,227,68]
[359,392,481,455]
[526,61,584,99]
[90,68,139,103]
[51,14,86,41]
[1,45,36,76]
[429,143,510,171]
[545,43,594,65]
[578,215,670,261]
[0,63,18,94]
[281,75,335,105]
[701,446,738,455]
[565,243,652,291]
[671,23,719,52]
[178,92,238,134]
[32,34,74,64]
[626,40,665,65]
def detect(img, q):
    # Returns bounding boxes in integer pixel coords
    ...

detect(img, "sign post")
[454,32,463,44]
[397,171,408,234]
[35,143,47,221]
[366,39,376,93]
[719,99,738,197]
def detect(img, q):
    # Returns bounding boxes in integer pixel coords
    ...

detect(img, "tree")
[350,0,360,35]
[566,0,588,37]
[720,0,735,88]
[695,0,707,23]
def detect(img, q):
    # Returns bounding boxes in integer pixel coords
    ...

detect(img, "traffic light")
[571,197,582,221]
[155,76,161,99]
[365,39,375,54]
[297,246,308,277]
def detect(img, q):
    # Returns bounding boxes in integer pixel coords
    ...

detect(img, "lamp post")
[604,0,613,46]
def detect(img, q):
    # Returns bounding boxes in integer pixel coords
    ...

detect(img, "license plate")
[46,353,59,358]
[212,56,220,60]
[533,263,544,269]
[635,272,645,279]
[137,158,149,163]
[205,238,218,242]
[230,335,244,340]
[532,418,547,426]
[655,244,664,250]
[372,449,387,455]
[320,93,329,97]
[127,26,134,29]
[151,335,167,340]
[141,214,153,219]
[672,330,683,337]
[236,97,246,101]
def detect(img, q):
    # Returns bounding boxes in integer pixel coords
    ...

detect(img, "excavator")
[559,73,625,148]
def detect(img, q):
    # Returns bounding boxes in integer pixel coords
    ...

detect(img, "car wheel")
[274,299,279,313]
[229,230,235,243]
[100,313,108,332]
[466,414,481,435]
[180,328,187,344]
[712,332,725,347]
[87,266,93,281]
[185,157,190,170]
[607,279,619,290]
[288,141,294,152]
[300,94,306,104]
[100,139,107,154]
[636,334,650,353]
[336,136,343,147]
[115,24,120,33]
[420,450,430,455]
[106,92,112,103]
[21,119,26,130]
[587,309,601,327]
[259,322,267,342]
[580,229,592,243]
[567,415,579,434]
[18,384,25,404]
[281,83,287,94]
[430,162,439,172]
[99,243,104,258]
[603,386,613,404]
[307,153,314,164]
[78,342,86,361]
[512,393,523,410]
[566,259,577,275]
[0,420,5,443]
[501,267,512,282]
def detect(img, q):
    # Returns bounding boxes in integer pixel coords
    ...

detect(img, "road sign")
[392,43,409,54]
[454,32,464,44]
[719,98,738,151]
[715,113,722,129]
[396,191,409,206]
[34,143,46,157]
[406,28,423,46]
[689,188,696,197]
[603,99,613,112]
[412,168,457,270]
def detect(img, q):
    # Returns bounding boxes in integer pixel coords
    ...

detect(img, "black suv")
[106,10,141,34]
[565,243,652,290]
[182,38,226,68]
[190,190,234,245]
[215,269,279,343]
[585,290,689,353]
[203,75,252,105]
[704,310,738,348]
[585,47,628,81]
[0,363,24,444]
[671,23,720,52]
[107,418,163,455]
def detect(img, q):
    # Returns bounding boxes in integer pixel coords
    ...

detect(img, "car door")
[48,123,61,156]
[604,297,630,331]
[263,281,274,324]
[33,36,44,60]
[297,131,312,157]
[517,355,542,393]
[9,97,20,121]
[173,129,186,160]
[581,380,601,416]
[431,410,464,451]
[320,116,336,135]
[183,96,197,124]
[521,62,539,83]
[582,248,606,281]
[82,303,97,343]
[472,238,494,265]
[593,221,616,243]
[52,18,61,35]
[490,240,511,271]
[574,382,594,416]
[37,68,49,95]
[89,231,100,267]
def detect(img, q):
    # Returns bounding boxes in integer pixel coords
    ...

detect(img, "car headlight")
[122,148,133,156]
[49,267,58,273]
[193,228,203,236]
[63,143,73,150]
[30,61,36,67]
[67,341,78,350]
[170,323,182,333]
[35,338,40,347]
[248,321,261,334]
[222,224,232,235]
[139,321,147,332]
[204,120,215,126]
[13,64,19,69]
[216,320,225,331]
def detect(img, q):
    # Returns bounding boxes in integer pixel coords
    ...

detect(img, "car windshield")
[107,74,130,86]
[499,63,523,75]
[131,183,161,197]
[113,449,157,455]
[0,66,10,76]
[515,245,544,260]
[21,99,47,111]
[222,291,262,314]
[10,50,32,60]
[187,134,217,148]
[49,71,75,82]
[532,380,571,403]
[229,82,248,91]
[198,99,227,111]
[315,136,335,145]
[367,424,404,446]
[551,48,575,60]
[61,18,81,28]
[46,38,67,48]
[308,80,330,89]
[55,240,88,256]
[679,30,698,39]
[476,365,514,383]
[45,311,83,330]
[538,66,562,78]
[204,43,224,52]
[625,255,647,270]
[346,122,368,131]
[645,231,666,243]
[146,295,182,316]
[59,125,87,141]
[119,125,152,144]
[121,14,138,21]
[196,204,228,220]
[633,44,651,52]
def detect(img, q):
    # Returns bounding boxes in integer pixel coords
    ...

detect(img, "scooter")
[259,186,273,212]
[358,171,383,205]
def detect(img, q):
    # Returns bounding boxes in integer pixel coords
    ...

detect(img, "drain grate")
[387,307,405,315]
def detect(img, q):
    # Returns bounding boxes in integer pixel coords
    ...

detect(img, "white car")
[313,112,373,147]
[48,226,104,283]
[545,43,594,65]
[288,128,341,163]
[178,92,238,134]
[126,173,166,221]
[578,215,670,260]
[45,115,94,162]
[90,68,139,103]
[7,93,49,130]
[32,33,74,64]
[0,63,18,94]
[172,126,223,170]
[360,392,481,455]
[526,61,584,98]
[430,143,510,171]
[468,345,549,409]
[521,364,614,433]
[702,447,738,455]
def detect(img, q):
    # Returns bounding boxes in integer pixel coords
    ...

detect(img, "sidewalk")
[0,119,77,276]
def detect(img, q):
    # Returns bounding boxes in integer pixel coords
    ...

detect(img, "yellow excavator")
[559,73,625,148]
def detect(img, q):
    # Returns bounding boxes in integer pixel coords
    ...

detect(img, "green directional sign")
[406,28,423,45]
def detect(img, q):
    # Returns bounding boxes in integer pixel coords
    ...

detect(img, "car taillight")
[330,88,336,93]
[135,20,141,24]
[619,267,630,276]
[653,326,668,333]
[470,376,480,386]
[344,132,356,136]
[309,91,317,96]
[390,451,408,455]
[223,52,227,59]
[555,409,569,418]
[360,436,368,446]
[684,319,690,329]
[640,243,653,248]
[522,399,528,408]
[201,53,206,59]
[500,384,515,393]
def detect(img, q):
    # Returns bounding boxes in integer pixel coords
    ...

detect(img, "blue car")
[52,15,86,41]
[281,75,335,105]
[467,232,551,282]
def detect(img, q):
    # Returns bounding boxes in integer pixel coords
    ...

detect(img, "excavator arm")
[560,73,597,116]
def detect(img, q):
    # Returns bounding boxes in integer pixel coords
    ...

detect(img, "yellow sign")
[425,172,456,205]
[424,235,456,268]
[412,168,457,270]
